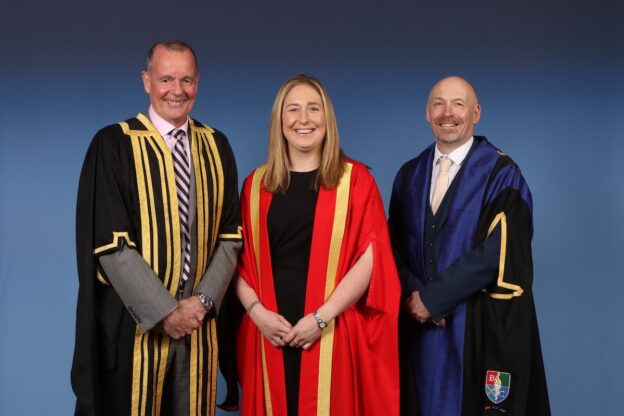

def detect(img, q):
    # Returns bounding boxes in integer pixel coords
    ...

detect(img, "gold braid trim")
[122,115,182,415]
[250,166,273,416]
[317,162,352,415]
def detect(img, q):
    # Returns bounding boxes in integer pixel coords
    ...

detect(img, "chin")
[438,136,461,144]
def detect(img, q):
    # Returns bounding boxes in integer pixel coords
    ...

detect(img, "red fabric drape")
[237,161,400,416]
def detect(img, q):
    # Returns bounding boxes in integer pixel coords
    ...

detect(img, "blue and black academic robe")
[389,136,550,416]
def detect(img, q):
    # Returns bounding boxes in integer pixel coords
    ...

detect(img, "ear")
[425,105,431,123]
[473,104,481,124]
[141,70,150,94]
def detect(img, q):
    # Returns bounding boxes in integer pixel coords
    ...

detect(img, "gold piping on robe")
[482,212,524,300]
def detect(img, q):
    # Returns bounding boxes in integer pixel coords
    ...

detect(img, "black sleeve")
[213,130,242,242]
[73,125,135,414]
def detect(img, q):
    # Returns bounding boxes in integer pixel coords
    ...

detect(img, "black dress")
[267,170,319,416]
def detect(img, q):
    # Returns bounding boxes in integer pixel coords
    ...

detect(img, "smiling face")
[281,83,327,166]
[426,76,481,153]
[141,45,198,127]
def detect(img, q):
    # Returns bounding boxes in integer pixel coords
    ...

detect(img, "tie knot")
[439,157,452,173]
[171,129,186,141]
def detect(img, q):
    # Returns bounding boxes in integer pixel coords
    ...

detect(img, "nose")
[443,104,453,116]
[172,80,183,95]
[298,109,309,123]
[297,110,308,124]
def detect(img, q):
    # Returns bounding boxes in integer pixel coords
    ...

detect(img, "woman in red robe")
[235,74,401,416]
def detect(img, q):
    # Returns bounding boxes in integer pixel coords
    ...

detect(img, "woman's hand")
[249,304,292,347]
[283,313,323,350]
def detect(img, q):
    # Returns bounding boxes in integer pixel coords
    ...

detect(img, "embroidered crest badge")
[485,370,511,404]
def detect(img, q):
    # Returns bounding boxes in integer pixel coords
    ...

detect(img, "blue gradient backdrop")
[1,0,622,414]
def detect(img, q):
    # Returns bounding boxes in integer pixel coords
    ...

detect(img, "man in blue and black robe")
[389,76,550,416]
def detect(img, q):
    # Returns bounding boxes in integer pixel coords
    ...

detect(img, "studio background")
[1,0,622,414]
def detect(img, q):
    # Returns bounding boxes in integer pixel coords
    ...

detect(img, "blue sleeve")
[388,166,424,303]
[419,226,501,320]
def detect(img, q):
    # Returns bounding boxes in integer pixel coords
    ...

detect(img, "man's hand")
[162,297,207,339]
[403,291,432,324]
[432,318,446,328]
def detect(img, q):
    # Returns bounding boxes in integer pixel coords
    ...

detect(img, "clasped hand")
[249,304,323,349]
[159,297,207,339]
[403,291,446,328]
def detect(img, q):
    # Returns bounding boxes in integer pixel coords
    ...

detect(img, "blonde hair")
[264,74,345,193]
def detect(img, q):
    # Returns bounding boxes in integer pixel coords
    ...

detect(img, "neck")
[289,151,320,172]
[436,136,471,155]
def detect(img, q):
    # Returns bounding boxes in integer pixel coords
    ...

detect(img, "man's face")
[426,77,480,152]
[142,46,198,127]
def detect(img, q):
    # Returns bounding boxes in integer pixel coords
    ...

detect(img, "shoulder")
[190,117,222,138]
[478,139,532,206]
[344,158,370,176]
[190,118,236,154]
[87,121,132,156]
[342,158,383,200]
[241,164,267,193]
[344,158,374,183]
[92,115,149,141]
[477,137,524,180]
[399,143,434,175]
[391,144,434,189]
[244,165,267,181]
[80,119,137,177]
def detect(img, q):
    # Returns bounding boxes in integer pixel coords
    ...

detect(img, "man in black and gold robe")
[71,40,242,416]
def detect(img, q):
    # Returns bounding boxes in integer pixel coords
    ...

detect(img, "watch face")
[313,311,327,330]
[196,294,212,309]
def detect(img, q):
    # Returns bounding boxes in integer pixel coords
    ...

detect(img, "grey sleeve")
[195,240,242,313]
[99,245,178,332]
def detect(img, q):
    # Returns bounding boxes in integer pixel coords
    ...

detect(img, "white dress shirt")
[148,106,191,162]
[429,137,474,204]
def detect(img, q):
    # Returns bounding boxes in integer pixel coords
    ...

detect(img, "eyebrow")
[431,97,466,103]
[285,101,321,107]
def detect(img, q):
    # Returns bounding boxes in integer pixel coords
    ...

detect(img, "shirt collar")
[148,106,189,138]
[434,136,474,166]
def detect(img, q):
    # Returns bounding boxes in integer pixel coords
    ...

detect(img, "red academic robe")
[236,160,400,416]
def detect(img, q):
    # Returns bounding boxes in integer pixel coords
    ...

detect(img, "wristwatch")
[194,292,216,319]
[313,310,328,330]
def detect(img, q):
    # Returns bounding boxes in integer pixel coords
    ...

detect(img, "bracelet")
[246,300,261,314]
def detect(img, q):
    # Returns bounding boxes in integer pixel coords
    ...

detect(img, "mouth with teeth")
[436,117,461,128]
[294,128,315,135]
[165,99,187,106]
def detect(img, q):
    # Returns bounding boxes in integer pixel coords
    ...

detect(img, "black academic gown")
[72,114,241,415]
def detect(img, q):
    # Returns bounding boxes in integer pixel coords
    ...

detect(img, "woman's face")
[281,83,327,161]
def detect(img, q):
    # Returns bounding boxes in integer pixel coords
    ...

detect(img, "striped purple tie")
[172,129,192,282]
